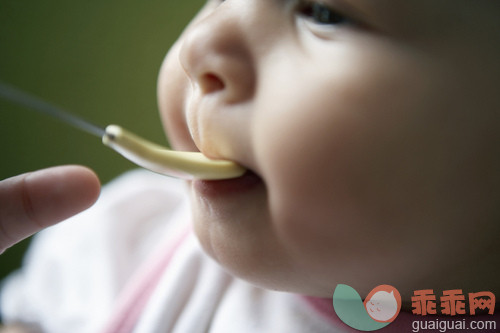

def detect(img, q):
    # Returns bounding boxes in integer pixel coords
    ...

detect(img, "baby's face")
[158,0,500,299]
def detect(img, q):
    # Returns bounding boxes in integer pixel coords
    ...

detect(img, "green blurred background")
[0,0,203,280]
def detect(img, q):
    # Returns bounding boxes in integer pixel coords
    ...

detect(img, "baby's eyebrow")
[329,0,415,34]
[343,0,463,38]
[347,0,415,18]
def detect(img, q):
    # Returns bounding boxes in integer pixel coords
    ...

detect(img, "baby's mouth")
[192,168,263,197]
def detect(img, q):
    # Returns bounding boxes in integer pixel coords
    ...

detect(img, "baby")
[1,0,499,332]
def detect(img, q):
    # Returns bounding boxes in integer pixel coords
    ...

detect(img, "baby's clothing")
[0,170,353,332]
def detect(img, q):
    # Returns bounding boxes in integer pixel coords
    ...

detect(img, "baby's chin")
[194,230,335,297]
[187,179,348,297]
[191,217,304,293]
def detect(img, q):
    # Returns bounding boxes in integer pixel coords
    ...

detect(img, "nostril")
[199,72,225,94]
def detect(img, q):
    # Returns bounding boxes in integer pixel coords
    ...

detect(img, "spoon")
[102,124,246,180]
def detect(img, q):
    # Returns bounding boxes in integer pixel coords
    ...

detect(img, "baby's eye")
[297,1,348,25]
[295,1,361,39]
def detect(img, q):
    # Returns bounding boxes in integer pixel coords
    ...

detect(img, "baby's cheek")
[265,154,358,260]
[261,138,415,294]
[258,128,355,262]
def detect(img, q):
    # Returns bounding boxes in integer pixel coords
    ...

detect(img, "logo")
[411,289,495,316]
[333,284,402,331]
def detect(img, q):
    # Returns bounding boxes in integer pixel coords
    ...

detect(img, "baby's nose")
[178,3,255,104]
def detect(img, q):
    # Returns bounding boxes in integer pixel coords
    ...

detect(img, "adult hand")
[0,165,100,254]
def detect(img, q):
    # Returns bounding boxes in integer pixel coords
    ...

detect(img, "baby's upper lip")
[184,96,221,156]
[197,142,261,181]
[184,97,261,179]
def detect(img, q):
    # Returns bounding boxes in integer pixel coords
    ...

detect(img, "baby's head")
[157,0,500,301]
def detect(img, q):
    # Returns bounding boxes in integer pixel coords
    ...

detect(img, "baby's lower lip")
[192,170,262,197]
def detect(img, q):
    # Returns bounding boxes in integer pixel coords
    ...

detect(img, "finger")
[0,165,100,254]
